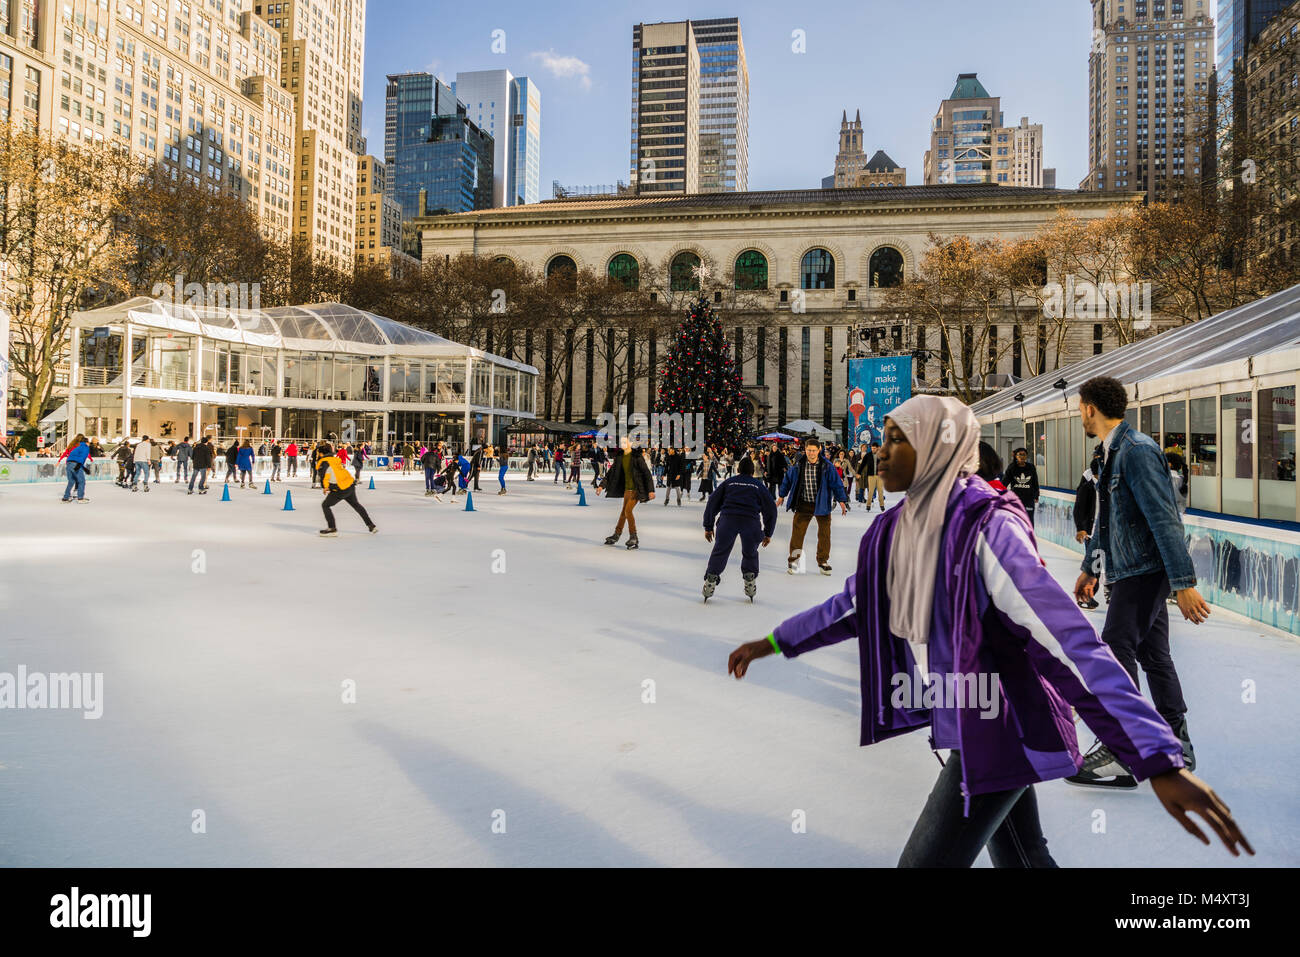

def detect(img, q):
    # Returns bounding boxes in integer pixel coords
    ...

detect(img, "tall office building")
[631,20,700,194]
[924,74,1047,187]
[47,1,295,241]
[833,110,906,187]
[0,0,55,131]
[1218,0,1292,184]
[385,71,494,222]
[453,69,541,206]
[1082,0,1215,200]
[692,17,747,192]
[254,0,366,268]
[355,153,412,270]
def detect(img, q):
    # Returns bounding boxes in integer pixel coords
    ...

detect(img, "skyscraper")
[923,74,1046,187]
[45,1,297,243]
[692,17,748,192]
[453,69,542,207]
[1083,0,1215,200]
[631,20,699,194]
[384,72,493,226]
[1218,0,1291,185]
[254,0,367,268]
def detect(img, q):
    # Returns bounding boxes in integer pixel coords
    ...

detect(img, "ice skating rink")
[1,472,1296,866]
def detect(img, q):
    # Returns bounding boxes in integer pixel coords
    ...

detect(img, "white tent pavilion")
[65,297,538,450]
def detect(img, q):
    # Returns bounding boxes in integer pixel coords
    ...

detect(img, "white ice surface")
[0,472,1296,867]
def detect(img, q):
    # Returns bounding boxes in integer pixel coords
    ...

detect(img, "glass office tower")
[454,70,543,207]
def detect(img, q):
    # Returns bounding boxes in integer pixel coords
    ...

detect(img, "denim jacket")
[1081,421,1197,591]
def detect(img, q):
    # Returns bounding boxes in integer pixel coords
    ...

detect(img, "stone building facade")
[415,184,1143,436]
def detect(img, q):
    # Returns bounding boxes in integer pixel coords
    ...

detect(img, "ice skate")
[367,525,378,534]
[1169,715,1195,771]
[819,562,832,576]
[743,572,757,602]
[625,534,639,550]
[319,528,338,537]
[787,549,802,574]
[604,532,620,546]
[1064,742,1137,789]
[702,573,720,601]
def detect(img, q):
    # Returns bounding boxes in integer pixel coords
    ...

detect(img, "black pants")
[322,486,373,530]
[1100,571,1187,725]
[706,515,763,578]
[897,752,1057,868]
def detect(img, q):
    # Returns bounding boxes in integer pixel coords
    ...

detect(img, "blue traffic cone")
[282,489,295,511]
[577,484,588,506]
[221,483,231,502]
[368,475,375,490]
[463,490,475,512]
[264,479,272,494]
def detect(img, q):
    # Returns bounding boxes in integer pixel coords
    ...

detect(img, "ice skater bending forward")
[726,395,1251,867]
[702,457,777,602]
[316,441,377,537]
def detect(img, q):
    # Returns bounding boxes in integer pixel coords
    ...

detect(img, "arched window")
[607,253,640,290]
[670,251,701,291]
[493,256,513,266]
[868,247,905,288]
[800,248,835,289]
[734,250,768,290]
[546,255,576,288]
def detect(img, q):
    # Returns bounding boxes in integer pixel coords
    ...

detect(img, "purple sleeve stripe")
[773,575,858,658]
[978,518,1185,772]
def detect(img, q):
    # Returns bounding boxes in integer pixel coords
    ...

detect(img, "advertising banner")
[847,356,912,448]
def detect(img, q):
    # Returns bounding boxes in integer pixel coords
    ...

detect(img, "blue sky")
[362,0,1095,192]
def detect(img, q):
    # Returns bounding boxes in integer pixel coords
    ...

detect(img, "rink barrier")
[1038,488,1300,636]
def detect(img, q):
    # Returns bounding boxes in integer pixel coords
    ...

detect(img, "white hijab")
[884,396,981,644]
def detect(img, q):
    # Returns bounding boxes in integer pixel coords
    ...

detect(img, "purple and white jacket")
[772,477,1184,806]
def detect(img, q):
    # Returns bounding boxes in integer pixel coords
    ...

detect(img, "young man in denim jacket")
[1072,376,1209,788]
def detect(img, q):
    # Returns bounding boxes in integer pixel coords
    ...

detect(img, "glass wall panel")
[1140,404,1161,446]
[471,364,492,406]
[493,370,517,410]
[1259,385,1296,521]
[1163,400,1187,456]
[1221,390,1254,517]
[1043,418,1060,488]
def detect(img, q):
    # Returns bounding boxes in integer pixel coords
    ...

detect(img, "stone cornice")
[417,191,1143,232]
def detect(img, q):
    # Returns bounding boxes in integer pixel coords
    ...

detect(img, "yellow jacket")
[318,456,355,491]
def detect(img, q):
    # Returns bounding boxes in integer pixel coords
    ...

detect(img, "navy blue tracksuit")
[703,475,778,578]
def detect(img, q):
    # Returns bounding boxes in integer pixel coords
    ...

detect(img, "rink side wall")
[1038,488,1300,636]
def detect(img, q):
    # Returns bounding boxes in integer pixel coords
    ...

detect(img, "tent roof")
[72,297,537,373]
[971,283,1300,419]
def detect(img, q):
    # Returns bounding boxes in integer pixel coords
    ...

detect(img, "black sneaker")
[320,528,338,537]
[1064,741,1138,789]
[702,574,720,601]
[743,572,757,601]
[1169,715,1196,771]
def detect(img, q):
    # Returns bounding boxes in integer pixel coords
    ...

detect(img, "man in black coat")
[604,439,654,549]
[188,437,215,494]
[663,447,690,506]
[764,444,788,498]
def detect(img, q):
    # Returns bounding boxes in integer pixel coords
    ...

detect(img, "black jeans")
[322,486,373,530]
[1100,571,1186,725]
[898,752,1057,868]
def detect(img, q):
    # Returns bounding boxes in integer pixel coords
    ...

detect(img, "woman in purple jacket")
[727,395,1251,867]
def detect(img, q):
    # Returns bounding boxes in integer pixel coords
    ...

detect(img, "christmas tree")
[656,294,750,450]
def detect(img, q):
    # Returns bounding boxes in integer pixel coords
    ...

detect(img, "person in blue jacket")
[777,437,849,576]
[702,457,778,601]
[59,433,92,502]
[236,439,255,488]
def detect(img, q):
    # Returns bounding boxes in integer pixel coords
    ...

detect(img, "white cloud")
[529,50,592,91]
